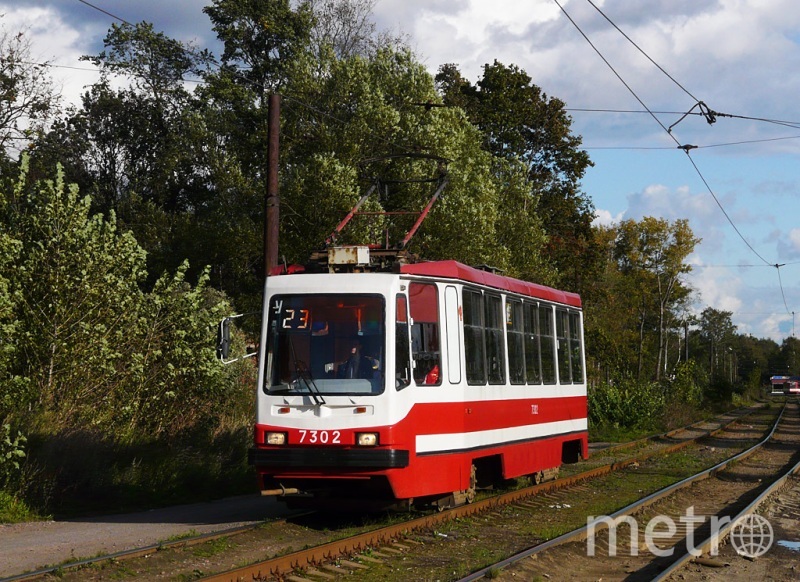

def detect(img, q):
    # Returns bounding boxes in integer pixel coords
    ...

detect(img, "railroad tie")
[339,559,369,570]
[300,569,336,580]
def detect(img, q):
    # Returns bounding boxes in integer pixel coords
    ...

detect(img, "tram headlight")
[356,432,378,446]
[265,432,287,445]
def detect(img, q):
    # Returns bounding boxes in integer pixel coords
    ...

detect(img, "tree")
[279,44,551,277]
[307,0,408,60]
[81,22,213,109]
[31,22,238,294]
[697,307,737,378]
[0,190,24,420]
[436,60,597,292]
[5,159,146,417]
[614,217,699,380]
[3,158,236,438]
[0,26,59,158]
[203,0,313,95]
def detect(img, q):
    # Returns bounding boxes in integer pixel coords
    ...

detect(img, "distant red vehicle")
[771,375,800,396]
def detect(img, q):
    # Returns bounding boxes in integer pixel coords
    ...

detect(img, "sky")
[5,0,800,342]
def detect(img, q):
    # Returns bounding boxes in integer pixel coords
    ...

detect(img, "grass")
[11,424,256,520]
[190,537,232,558]
[162,529,200,543]
[0,489,40,522]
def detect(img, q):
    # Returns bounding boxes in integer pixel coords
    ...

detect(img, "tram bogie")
[244,259,588,510]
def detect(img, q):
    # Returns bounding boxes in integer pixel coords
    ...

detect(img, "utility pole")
[264,94,280,277]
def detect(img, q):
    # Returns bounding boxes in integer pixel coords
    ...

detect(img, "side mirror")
[216,317,231,360]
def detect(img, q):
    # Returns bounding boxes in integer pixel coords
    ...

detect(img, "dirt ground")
[0,494,293,578]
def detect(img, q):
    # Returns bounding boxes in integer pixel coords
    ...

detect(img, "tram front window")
[265,294,386,395]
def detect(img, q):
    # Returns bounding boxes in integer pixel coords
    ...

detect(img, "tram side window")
[524,303,542,384]
[409,282,441,385]
[507,300,526,385]
[556,309,572,383]
[395,294,411,389]
[539,305,557,384]
[485,294,505,385]
[463,289,486,385]
[569,311,584,383]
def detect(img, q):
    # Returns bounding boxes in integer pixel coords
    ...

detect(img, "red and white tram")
[246,254,588,510]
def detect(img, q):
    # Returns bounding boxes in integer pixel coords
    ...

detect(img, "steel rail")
[456,403,788,581]
[200,404,774,582]
[591,403,759,457]
[653,413,800,580]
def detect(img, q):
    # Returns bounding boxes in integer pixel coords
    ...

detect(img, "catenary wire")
[554,2,775,262]
[585,0,699,103]
[557,0,794,315]
[29,0,800,317]
[74,0,133,27]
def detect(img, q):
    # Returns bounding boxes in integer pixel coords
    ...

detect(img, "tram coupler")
[261,486,300,496]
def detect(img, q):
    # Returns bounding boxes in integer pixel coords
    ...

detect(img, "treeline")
[0,0,792,516]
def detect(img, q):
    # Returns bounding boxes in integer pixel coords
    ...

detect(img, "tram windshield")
[265,294,386,396]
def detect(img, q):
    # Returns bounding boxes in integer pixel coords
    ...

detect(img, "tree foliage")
[0,27,59,157]
[436,60,598,292]
[1,158,242,440]
[586,217,699,384]
[2,1,789,500]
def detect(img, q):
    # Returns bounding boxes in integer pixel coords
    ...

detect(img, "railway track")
[460,401,800,581]
[1,402,776,582]
[195,403,779,582]
[675,472,800,580]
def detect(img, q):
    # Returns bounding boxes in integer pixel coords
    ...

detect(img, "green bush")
[0,158,259,516]
[589,377,666,431]
[0,423,25,488]
[666,360,705,407]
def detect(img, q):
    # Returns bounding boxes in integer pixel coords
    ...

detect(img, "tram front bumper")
[248,447,410,469]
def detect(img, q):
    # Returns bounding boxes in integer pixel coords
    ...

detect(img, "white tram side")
[248,260,588,510]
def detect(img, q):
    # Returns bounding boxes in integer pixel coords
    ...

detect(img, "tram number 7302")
[298,430,342,444]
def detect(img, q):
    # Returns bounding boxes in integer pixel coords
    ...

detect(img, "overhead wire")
[74,0,133,27]
[583,134,800,150]
[567,107,800,129]
[29,0,800,317]
[555,0,795,316]
[585,0,699,103]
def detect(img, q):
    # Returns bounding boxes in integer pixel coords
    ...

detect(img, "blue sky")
[5,0,800,342]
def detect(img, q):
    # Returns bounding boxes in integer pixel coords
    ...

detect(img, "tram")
[236,254,587,510]
[221,159,588,510]
[771,375,800,396]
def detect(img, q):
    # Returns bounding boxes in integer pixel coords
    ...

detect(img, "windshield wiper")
[287,335,326,406]
[293,360,326,406]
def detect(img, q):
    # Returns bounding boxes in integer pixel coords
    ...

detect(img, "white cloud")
[592,208,624,226]
[1,6,104,109]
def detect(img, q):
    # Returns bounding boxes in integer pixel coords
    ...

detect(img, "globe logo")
[729,514,773,558]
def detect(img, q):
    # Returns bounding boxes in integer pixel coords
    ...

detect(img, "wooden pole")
[265,94,280,277]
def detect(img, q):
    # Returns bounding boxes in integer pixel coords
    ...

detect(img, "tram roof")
[400,260,582,308]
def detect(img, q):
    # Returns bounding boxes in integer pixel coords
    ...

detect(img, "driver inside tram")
[325,340,380,379]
